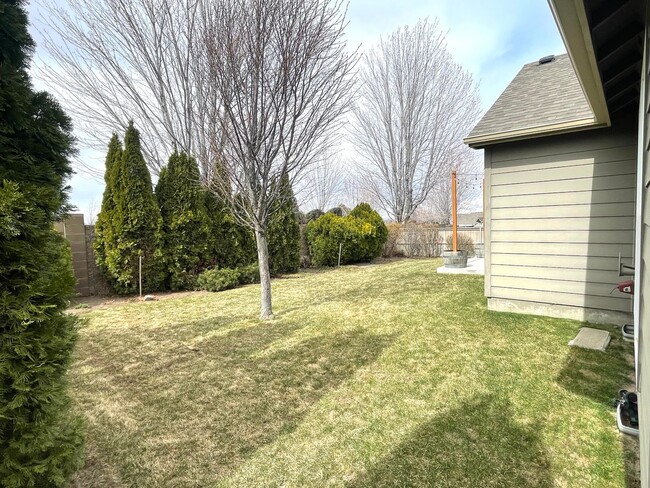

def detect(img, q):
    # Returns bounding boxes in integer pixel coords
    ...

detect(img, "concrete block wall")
[54,214,111,296]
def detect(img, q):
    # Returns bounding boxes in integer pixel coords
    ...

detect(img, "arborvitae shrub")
[101,122,165,294]
[0,1,83,483]
[348,203,388,260]
[156,151,211,290]
[306,203,388,266]
[267,173,300,275]
[204,191,257,269]
[94,134,123,277]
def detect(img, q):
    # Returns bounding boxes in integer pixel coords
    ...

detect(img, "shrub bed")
[306,203,388,266]
[197,264,261,292]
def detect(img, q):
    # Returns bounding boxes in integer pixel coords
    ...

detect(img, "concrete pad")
[437,257,484,276]
[568,327,611,352]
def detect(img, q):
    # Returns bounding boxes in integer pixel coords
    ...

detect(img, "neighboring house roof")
[465,54,602,148]
[457,212,483,226]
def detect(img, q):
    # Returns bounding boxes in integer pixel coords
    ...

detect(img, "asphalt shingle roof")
[467,54,595,142]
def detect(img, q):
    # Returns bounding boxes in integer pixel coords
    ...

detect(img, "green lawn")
[68,259,637,487]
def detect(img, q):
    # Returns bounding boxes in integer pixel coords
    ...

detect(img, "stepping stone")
[568,327,610,352]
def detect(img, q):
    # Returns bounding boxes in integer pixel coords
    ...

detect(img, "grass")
[68,258,637,487]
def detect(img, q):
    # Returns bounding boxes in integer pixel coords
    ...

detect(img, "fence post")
[139,254,142,298]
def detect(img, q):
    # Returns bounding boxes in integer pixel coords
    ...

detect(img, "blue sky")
[27,0,566,219]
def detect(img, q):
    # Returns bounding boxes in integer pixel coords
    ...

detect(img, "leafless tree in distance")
[300,147,345,211]
[85,197,100,225]
[426,146,483,224]
[351,19,481,223]
[204,0,357,319]
[36,0,219,177]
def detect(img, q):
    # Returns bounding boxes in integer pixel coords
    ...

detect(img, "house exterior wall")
[484,118,637,324]
[637,19,650,488]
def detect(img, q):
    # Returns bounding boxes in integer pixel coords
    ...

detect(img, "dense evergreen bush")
[305,208,325,222]
[306,203,388,266]
[327,206,343,216]
[267,173,300,275]
[204,190,257,270]
[96,122,165,294]
[0,1,84,484]
[349,203,388,259]
[237,263,260,285]
[197,263,260,292]
[94,134,122,277]
[156,151,211,290]
[197,268,242,292]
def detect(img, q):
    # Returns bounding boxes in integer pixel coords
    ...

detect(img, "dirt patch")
[68,290,208,313]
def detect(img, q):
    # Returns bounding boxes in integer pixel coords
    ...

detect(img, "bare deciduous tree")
[204,0,356,319]
[84,197,99,225]
[427,146,483,224]
[351,19,481,223]
[36,0,218,176]
[299,147,345,211]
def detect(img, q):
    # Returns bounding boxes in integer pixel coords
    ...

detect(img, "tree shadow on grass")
[347,394,552,488]
[71,318,396,487]
[555,330,639,487]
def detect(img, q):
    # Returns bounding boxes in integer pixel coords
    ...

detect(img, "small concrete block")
[568,327,611,352]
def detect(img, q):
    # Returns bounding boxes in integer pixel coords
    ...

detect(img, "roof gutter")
[464,117,604,149]
[547,0,611,126]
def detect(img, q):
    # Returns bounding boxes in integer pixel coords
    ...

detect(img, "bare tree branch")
[351,19,481,223]
[35,0,219,176]
[297,145,345,211]
[203,0,357,318]
[424,145,483,224]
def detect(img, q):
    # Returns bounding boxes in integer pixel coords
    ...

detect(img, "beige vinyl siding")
[637,21,649,488]
[486,120,637,314]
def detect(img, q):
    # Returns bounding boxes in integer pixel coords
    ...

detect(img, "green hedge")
[197,264,261,292]
[306,203,388,266]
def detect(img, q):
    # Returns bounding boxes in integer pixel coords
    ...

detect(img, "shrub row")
[306,203,388,266]
[197,264,260,292]
[95,127,300,295]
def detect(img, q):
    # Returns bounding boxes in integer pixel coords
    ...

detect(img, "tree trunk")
[254,226,274,320]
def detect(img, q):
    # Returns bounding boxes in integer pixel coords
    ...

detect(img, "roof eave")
[464,117,605,149]
[547,0,611,126]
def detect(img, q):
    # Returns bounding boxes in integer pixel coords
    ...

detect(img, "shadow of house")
[347,394,552,488]
[556,326,639,487]
[465,2,649,477]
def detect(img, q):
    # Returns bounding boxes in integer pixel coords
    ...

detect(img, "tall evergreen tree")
[204,177,257,270]
[94,134,123,276]
[103,121,164,293]
[268,173,300,275]
[0,0,83,485]
[156,150,211,290]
